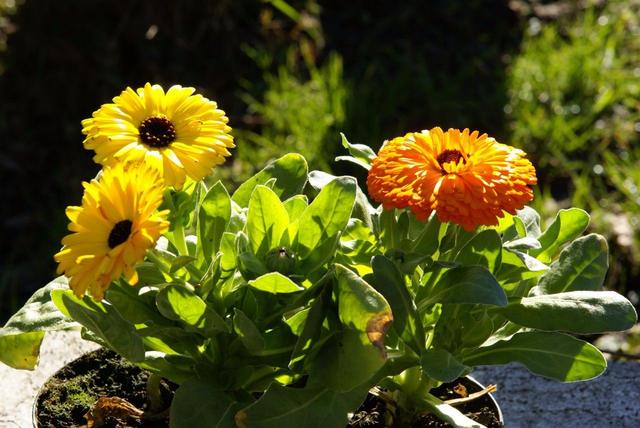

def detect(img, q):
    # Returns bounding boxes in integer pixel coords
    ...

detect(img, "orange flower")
[367,127,537,231]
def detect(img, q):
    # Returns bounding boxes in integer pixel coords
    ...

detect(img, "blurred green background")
[1,0,639,353]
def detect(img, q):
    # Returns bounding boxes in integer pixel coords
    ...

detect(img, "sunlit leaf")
[498,291,637,334]
[232,153,308,207]
[249,272,304,294]
[246,185,289,258]
[464,331,606,381]
[198,181,231,264]
[531,208,589,263]
[535,234,608,294]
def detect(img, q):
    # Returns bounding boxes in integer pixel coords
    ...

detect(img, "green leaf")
[161,188,198,228]
[169,255,197,273]
[170,378,239,428]
[136,261,168,285]
[308,170,375,230]
[52,290,144,362]
[138,325,202,356]
[503,237,541,251]
[336,132,376,170]
[459,309,495,348]
[232,153,308,207]
[1,277,76,334]
[515,206,542,238]
[498,291,637,334]
[531,208,590,263]
[455,229,502,274]
[421,348,467,383]
[238,251,268,280]
[0,277,77,369]
[198,181,231,264]
[283,195,308,220]
[246,185,289,258]
[535,234,608,294]
[410,213,443,257]
[312,328,386,392]
[295,177,356,258]
[500,249,548,279]
[139,354,196,384]
[419,393,487,428]
[296,233,341,275]
[335,155,371,170]
[156,285,228,335]
[249,272,304,294]
[235,380,370,428]
[463,331,606,381]
[289,288,329,372]
[334,264,393,352]
[106,282,168,325]
[369,255,424,352]
[233,308,265,354]
[220,232,237,272]
[0,331,44,370]
[420,266,508,308]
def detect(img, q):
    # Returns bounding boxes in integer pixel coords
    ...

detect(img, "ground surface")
[473,363,640,427]
[0,331,98,427]
[1,331,639,427]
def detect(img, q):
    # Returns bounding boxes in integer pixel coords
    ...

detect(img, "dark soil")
[35,348,174,428]
[347,377,502,428]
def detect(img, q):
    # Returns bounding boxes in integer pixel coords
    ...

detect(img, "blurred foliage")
[235,52,346,177]
[0,0,21,59]
[595,323,640,360]
[507,0,640,297]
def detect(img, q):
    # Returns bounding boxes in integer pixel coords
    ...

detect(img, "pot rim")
[465,374,504,425]
[32,348,106,428]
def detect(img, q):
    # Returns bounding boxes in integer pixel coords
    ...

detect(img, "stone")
[0,330,98,427]
[473,362,640,427]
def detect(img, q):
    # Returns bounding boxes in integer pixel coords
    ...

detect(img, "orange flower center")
[437,149,466,171]
[139,116,176,148]
[108,220,132,248]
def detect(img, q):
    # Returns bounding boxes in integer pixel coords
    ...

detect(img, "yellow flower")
[367,127,537,231]
[82,83,234,188]
[54,162,169,300]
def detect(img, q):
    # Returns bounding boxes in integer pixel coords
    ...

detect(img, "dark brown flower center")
[138,116,176,148]
[437,149,466,170]
[108,220,133,249]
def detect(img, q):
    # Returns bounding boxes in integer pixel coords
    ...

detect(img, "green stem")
[242,367,289,391]
[172,222,189,256]
[379,208,398,249]
[415,392,485,427]
[424,329,435,350]
[146,373,164,412]
[415,262,443,305]
[393,366,437,404]
[262,268,333,326]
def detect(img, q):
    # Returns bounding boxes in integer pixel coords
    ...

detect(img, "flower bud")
[265,247,297,275]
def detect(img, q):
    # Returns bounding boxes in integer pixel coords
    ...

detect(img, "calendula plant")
[0,84,636,428]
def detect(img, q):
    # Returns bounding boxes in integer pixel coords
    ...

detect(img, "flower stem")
[414,391,485,427]
[394,366,437,404]
[172,222,189,256]
[146,373,164,412]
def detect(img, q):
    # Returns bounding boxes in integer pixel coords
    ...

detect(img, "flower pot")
[33,348,502,428]
[33,348,174,428]
[348,376,503,428]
